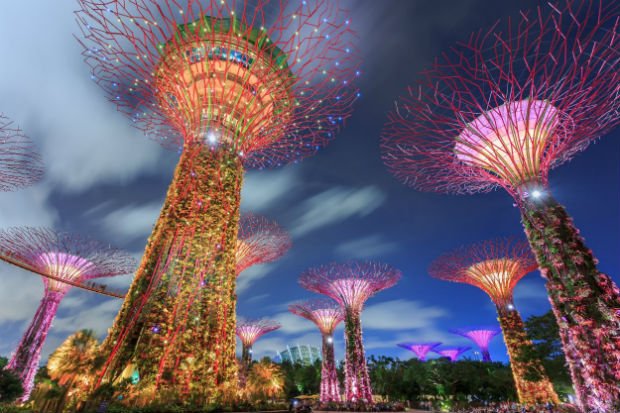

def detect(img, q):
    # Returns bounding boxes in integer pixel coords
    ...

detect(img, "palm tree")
[247,360,285,402]
[47,329,99,411]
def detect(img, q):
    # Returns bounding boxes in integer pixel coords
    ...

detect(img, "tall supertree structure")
[429,238,559,405]
[77,0,359,401]
[0,114,44,191]
[433,346,470,362]
[235,319,280,368]
[396,342,441,362]
[289,299,344,402]
[300,261,400,402]
[380,2,620,410]
[450,327,501,362]
[0,227,135,401]
[236,213,291,275]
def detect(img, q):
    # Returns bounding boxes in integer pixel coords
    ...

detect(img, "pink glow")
[434,346,471,362]
[398,342,442,361]
[455,99,561,171]
[236,214,291,275]
[36,252,95,293]
[289,299,343,335]
[236,319,280,347]
[8,291,63,401]
[451,327,501,362]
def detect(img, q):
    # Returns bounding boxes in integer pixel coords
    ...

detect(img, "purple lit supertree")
[396,342,441,362]
[300,261,401,402]
[76,0,359,400]
[450,327,501,362]
[289,299,344,402]
[235,318,280,368]
[380,2,620,410]
[433,346,470,362]
[429,238,558,405]
[0,114,44,191]
[236,213,291,276]
[0,227,135,401]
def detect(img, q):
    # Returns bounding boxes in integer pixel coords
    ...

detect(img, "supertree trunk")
[320,334,341,402]
[97,142,242,403]
[343,309,372,403]
[496,305,559,405]
[520,195,620,411]
[9,291,63,401]
[241,345,252,369]
[480,349,491,363]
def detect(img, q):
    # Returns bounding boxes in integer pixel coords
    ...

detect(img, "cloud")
[272,312,317,335]
[335,234,399,259]
[362,299,449,330]
[0,2,163,193]
[236,263,278,295]
[101,202,162,242]
[52,296,122,337]
[290,186,386,237]
[241,167,301,212]
[0,186,58,228]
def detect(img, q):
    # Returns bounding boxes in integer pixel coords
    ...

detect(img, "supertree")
[76,0,359,401]
[380,1,620,410]
[299,261,400,402]
[396,342,441,362]
[236,213,291,275]
[289,299,344,402]
[235,318,280,368]
[433,346,470,362]
[429,238,558,405]
[0,114,44,191]
[450,327,501,362]
[0,227,135,401]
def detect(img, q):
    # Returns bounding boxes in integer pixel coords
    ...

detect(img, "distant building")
[275,344,321,365]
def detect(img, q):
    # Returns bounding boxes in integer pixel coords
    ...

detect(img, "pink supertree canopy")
[300,261,401,402]
[381,0,619,198]
[433,346,471,362]
[77,0,361,169]
[236,213,291,275]
[381,2,620,407]
[429,238,535,309]
[0,227,135,401]
[450,327,501,362]
[397,342,441,361]
[0,114,44,191]
[289,299,344,402]
[236,318,280,366]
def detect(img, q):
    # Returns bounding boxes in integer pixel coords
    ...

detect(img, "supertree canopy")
[289,299,344,402]
[235,318,280,368]
[77,0,359,402]
[236,213,291,275]
[0,227,135,401]
[0,114,44,191]
[300,261,400,402]
[450,327,501,362]
[430,238,558,405]
[380,2,620,410]
[433,346,470,362]
[397,342,441,362]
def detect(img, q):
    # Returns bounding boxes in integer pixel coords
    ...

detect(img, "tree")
[247,360,285,402]
[524,311,573,397]
[47,329,99,410]
[0,356,23,404]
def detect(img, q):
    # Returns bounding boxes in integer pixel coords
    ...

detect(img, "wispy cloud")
[101,202,162,242]
[335,234,399,259]
[241,167,300,212]
[237,263,278,295]
[363,299,449,330]
[290,186,386,237]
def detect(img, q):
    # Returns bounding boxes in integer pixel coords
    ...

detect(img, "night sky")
[0,0,618,367]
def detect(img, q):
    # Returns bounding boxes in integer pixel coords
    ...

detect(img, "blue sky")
[0,0,618,368]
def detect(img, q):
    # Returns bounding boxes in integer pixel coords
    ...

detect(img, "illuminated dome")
[155,16,294,150]
[455,99,562,185]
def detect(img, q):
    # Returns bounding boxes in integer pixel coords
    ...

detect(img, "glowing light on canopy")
[397,342,441,361]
